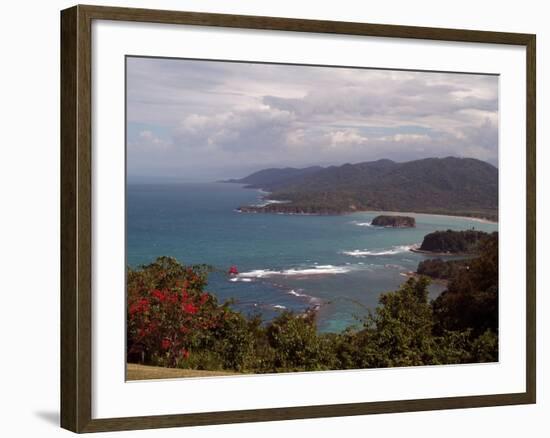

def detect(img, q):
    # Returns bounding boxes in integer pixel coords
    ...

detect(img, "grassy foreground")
[127,363,238,380]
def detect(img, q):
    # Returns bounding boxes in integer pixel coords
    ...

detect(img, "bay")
[127,182,498,332]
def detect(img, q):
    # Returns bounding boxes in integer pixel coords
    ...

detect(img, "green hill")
[228,157,498,220]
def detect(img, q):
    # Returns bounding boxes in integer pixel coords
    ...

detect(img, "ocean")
[127,182,498,332]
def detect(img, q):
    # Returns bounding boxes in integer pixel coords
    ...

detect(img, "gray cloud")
[127,57,498,181]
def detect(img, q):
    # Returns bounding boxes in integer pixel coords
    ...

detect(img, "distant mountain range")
[224,166,323,188]
[224,157,498,220]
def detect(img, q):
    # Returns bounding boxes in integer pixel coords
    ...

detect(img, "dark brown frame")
[61,4,536,433]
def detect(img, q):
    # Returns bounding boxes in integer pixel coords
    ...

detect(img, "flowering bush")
[127,257,225,367]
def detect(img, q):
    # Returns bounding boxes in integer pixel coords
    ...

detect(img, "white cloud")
[328,129,369,146]
[126,57,499,180]
[379,133,431,143]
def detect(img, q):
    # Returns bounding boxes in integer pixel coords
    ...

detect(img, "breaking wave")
[229,277,253,282]
[351,220,372,227]
[288,289,308,298]
[288,288,322,305]
[236,265,351,279]
[342,244,418,257]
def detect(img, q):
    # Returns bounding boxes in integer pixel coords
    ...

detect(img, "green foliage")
[419,229,489,253]
[266,311,330,371]
[371,215,415,227]
[230,157,498,220]
[128,248,498,374]
[432,232,498,336]
[208,309,256,371]
[469,330,499,362]
[417,258,469,279]
[432,330,474,364]
[358,277,435,367]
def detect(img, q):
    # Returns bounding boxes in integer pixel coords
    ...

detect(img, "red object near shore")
[228,265,239,275]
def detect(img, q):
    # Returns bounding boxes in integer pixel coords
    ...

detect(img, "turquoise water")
[127,183,498,332]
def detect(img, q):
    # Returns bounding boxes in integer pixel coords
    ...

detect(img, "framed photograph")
[60,5,536,433]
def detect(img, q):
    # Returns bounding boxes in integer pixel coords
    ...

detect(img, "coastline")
[238,202,498,224]
[401,271,449,286]
[409,247,476,257]
[218,183,501,223]
[239,185,499,224]
[359,210,498,225]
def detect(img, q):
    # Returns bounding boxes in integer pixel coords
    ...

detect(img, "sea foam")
[288,289,309,298]
[229,277,253,282]
[236,264,351,279]
[342,244,418,257]
[351,221,372,227]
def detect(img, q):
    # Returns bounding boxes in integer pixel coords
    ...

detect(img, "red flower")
[161,338,171,350]
[181,290,189,303]
[199,293,209,305]
[129,304,139,316]
[151,289,166,301]
[181,349,190,359]
[129,297,150,316]
[183,303,199,314]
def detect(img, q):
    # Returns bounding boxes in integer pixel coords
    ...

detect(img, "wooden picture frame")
[61,4,536,433]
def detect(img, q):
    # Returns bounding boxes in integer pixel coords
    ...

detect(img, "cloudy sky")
[127,57,498,182]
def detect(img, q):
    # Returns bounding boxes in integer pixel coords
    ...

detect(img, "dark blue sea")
[127,183,498,332]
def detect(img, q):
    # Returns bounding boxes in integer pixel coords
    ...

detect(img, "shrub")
[432,232,498,336]
[127,257,223,367]
[417,258,469,280]
[359,277,436,368]
[266,311,327,371]
[127,254,499,374]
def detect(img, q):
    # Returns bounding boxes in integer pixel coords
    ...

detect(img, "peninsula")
[412,229,492,255]
[226,157,498,221]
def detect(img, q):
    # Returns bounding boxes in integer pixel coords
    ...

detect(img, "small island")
[371,215,416,228]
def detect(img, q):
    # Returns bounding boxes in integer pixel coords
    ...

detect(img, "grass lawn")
[127,363,239,380]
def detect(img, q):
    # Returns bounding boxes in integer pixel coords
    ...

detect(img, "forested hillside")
[228,157,498,220]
